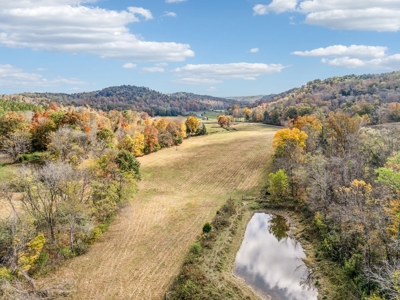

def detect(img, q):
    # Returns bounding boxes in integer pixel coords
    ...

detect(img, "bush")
[0,267,12,281]
[74,243,89,256]
[60,246,75,259]
[190,242,202,255]
[87,227,103,244]
[202,222,212,233]
[18,152,42,162]
[35,251,50,267]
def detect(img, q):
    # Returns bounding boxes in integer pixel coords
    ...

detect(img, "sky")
[0,0,400,97]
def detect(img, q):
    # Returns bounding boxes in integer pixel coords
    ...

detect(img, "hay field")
[47,123,277,300]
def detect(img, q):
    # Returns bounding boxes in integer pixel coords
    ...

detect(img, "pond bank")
[166,199,326,300]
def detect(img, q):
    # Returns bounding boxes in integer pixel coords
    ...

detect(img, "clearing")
[44,123,277,299]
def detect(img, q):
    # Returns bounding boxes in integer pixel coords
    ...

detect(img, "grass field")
[41,123,277,299]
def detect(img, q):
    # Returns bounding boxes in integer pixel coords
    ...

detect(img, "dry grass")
[43,123,277,300]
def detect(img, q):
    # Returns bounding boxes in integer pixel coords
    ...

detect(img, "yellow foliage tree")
[133,131,145,157]
[273,128,308,157]
[18,233,46,272]
[154,118,168,131]
[293,115,322,131]
[243,107,252,121]
[181,123,187,138]
[118,134,135,153]
[186,116,199,135]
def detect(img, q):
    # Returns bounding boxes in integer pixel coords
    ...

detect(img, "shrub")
[74,243,89,256]
[87,227,103,244]
[35,251,50,267]
[202,222,212,233]
[0,267,12,281]
[18,152,42,162]
[60,246,75,259]
[190,242,202,255]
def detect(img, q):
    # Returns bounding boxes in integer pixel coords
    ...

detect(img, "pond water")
[233,213,318,300]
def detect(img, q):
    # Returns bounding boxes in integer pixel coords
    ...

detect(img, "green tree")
[267,170,290,201]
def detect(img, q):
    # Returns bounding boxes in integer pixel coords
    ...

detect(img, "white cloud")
[37,67,47,71]
[155,62,168,67]
[164,11,177,17]
[165,0,186,3]
[254,0,400,31]
[0,64,87,88]
[292,45,388,58]
[123,63,137,69]
[142,67,165,73]
[0,2,194,62]
[294,44,400,70]
[172,62,285,85]
[250,48,259,53]
[254,0,298,14]
[321,55,400,69]
[205,87,217,92]
[172,78,223,85]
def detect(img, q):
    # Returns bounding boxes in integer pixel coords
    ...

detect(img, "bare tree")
[368,260,400,300]
[0,130,31,162]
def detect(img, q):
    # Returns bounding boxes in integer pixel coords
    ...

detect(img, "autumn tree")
[15,162,88,242]
[96,127,115,149]
[292,115,322,131]
[0,112,31,161]
[243,107,252,121]
[326,112,360,156]
[133,131,145,157]
[217,115,231,128]
[118,134,135,153]
[186,116,199,135]
[144,125,159,154]
[31,117,57,151]
[273,128,307,158]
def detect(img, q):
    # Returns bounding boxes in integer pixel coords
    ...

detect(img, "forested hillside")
[242,71,400,125]
[3,85,237,116]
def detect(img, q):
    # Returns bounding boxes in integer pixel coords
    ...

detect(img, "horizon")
[1,1,400,97]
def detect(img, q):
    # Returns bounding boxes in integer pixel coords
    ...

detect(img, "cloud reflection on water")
[233,213,318,300]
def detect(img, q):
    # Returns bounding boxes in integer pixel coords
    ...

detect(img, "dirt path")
[50,123,276,300]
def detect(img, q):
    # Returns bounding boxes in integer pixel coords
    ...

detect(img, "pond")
[233,213,318,300]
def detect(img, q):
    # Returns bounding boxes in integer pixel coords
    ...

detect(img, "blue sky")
[1,0,400,97]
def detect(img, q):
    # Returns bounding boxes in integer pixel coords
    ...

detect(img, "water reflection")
[233,213,318,300]
[268,215,289,241]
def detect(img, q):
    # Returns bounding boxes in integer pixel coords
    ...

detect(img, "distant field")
[40,123,277,300]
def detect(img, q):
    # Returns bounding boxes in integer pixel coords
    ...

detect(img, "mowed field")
[45,123,277,300]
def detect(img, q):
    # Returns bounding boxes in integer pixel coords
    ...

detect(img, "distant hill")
[224,95,271,103]
[12,85,239,116]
